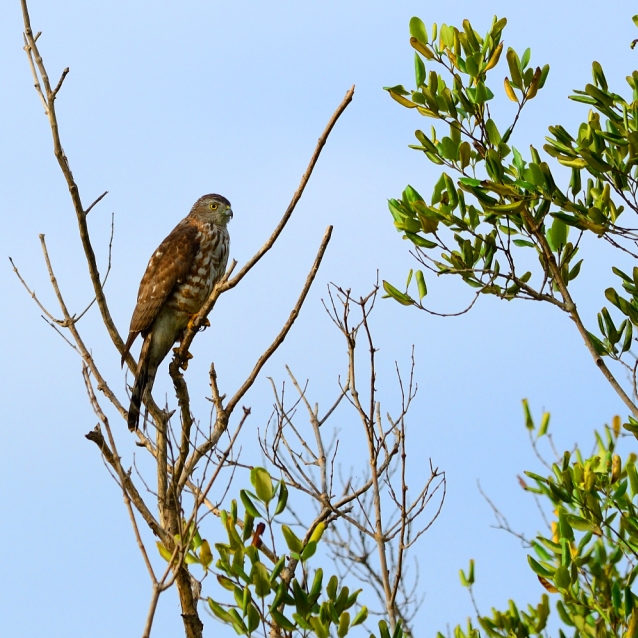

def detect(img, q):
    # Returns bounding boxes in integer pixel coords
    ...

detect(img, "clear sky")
[2,1,638,636]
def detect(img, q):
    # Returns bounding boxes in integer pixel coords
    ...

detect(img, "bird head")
[189,194,233,226]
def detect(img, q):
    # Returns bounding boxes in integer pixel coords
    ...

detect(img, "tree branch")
[179,226,333,489]
[173,86,354,362]
[20,0,132,368]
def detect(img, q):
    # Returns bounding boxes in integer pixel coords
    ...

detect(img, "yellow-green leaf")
[250,467,274,503]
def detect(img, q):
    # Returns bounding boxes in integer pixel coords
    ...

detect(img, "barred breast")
[166,221,230,318]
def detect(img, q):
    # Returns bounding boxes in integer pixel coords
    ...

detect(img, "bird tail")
[121,331,138,368]
[128,336,155,431]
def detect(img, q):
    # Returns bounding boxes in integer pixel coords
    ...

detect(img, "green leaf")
[409,16,429,44]
[291,613,313,631]
[274,481,288,516]
[522,398,534,430]
[587,331,608,356]
[622,321,633,353]
[485,119,501,145]
[566,515,594,532]
[392,620,404,638]
[338,612,351,638]
[568,259,583,282]
[352,606,368,626]
[327,575,339,600]
[627,462,638,496]
[382,280,415,306]
[388,91,417,109]
[404,232,438,248]
[538,412,550,438]
[558,507,575,541]
[513,239,535,248]
[547,217,568,252]
[310,616,331,638]
[156,541,172,562]
[246,603,260,633]
[383,84,410,96]
[301,540,317,561]
[569,94,598,105]
[415,129,439,155]
[506,48,523,88]
[415,270,427,299]
[240,490,261,518]
[591,61,608,90]
[551,212,583,228]
[269,582,286,611]
[281,525,303,554]
[556,600,575,626]
[271,610,296,632]
[251,562,271,597]
[459,568,469,587]
[554,565,571,589]
[310,522,326,544]
[388,199,407,224]
[414,53,426,87]
[527,555,554,578]
[199,540,213,569]
[209,598,234,623]
[217,575,235,591]
[228,608,248,634]
[269,556,285,584]
[250,467,274,503]
[440,137,459,160]
[308,568,323,599]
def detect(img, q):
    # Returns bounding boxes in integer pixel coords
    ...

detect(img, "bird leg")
[173,348,194,370]
[186,315,211,333]
[173,316,211,370]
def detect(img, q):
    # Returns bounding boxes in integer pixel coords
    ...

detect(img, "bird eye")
[209,203,218,210]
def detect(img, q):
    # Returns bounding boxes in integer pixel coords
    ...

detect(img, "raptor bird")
[122,194,232,430]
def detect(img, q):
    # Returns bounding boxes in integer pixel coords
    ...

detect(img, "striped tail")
[128,337,154,431]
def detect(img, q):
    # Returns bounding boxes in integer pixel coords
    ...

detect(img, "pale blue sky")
[2,1,638,636]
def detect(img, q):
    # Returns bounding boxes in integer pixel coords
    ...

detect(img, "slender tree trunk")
[163,490,204,637]
[175,567,203,638]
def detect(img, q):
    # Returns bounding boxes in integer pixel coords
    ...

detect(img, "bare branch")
[20,0,131,366]
[180,226,333,489]
[174,86,355,359]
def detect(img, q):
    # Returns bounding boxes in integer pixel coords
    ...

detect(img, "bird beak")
[227,208,234,220]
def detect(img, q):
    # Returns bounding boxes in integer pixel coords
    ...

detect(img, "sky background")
[2,1,638,636]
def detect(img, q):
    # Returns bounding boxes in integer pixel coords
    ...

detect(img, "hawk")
[122,194,233,430]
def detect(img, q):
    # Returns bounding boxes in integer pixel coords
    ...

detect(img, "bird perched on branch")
[122,194,233,430]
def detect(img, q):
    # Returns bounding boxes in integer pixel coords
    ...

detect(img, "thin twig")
[174,87,355,361]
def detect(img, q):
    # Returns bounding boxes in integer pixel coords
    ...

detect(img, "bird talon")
[186,315,204,332]
[173,349,193,370]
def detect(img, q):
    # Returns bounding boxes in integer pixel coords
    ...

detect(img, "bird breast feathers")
[129,219,229,335]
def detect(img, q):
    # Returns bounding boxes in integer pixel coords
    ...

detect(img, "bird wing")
[128,218,201,335]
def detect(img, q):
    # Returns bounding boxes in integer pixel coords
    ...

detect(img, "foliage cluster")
[385,14,638,638]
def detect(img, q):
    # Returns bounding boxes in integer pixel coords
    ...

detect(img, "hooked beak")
[227,207,234,220]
